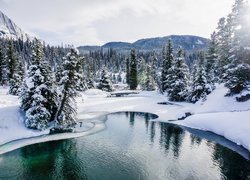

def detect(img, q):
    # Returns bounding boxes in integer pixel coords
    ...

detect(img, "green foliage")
[129,49,138,90]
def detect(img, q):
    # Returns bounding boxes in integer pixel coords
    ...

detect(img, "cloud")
[0,0,235,46]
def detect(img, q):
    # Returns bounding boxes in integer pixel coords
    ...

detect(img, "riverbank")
[0,84,250,153]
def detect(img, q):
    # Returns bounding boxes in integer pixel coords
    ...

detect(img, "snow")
[0,84,250,155]
[177,111,250,150]
[196,39,204,45]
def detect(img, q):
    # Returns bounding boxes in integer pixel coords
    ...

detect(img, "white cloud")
[0,0,235,46]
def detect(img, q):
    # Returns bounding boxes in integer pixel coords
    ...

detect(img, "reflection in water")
[190,134,202,146]
[213,144,250,179]
[159,123,184,158]
[129,112,135,127]
[150,121,156,143]
[0,112,249,180]
[20,140,88,180]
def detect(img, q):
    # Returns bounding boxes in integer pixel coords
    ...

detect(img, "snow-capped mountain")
[0,10,30,41]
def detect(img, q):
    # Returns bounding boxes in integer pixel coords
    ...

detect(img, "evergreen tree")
[75,54,87,91]
[55,48,80,129]
[126,58,130,85]
[9,60,25,95]
[168,49,190,101]
[216,17,233,81]
[0,44,4,85]
[20,39,57,130]
[151,50,158,82]
[144,64,156,91]
[98,69,113,92]
[117,72,122,83]
[7,41,16,81]
[205,32,219,88]
[188,53,212,103]
[161,40,174,92]
[225,63,250,95]
[129,49,138,90]
[223,0,250,95]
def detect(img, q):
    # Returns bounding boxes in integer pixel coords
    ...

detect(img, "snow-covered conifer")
[98,69,113,92]
[168,49,190,101]
[129,49,138,90]
[188,53,212,103]
[161,40,174,92]
[225,63,250,95]
[9,60,25,95]
[21,39,57,130]
[55,48,81,129]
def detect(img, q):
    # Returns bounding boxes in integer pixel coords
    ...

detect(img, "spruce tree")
[205,32,219,88]
[9,60,25,95]
[55,48,81,129]
[98,69,113,92]
[7,41,16,81]
[168,49,190,101]
[75,55,87,91]
[129,49,138,90]
[20,39,57,130]
[161,40,174,92]
[225,63,250,95]
[223,0,250,95]
[126,57,130,85]
[144,64,156,91]
[188,53,212,103]
[0,44,4,85]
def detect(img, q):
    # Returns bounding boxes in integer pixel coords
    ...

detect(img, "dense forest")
[0,0,249,131]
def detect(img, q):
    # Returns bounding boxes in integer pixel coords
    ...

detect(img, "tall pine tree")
[168,49,190,101]
[55,48,81,129]
[129,49,138,90]
[161,40,174,92]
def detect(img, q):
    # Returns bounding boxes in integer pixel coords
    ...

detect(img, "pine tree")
[129,49,138,90]
[9,60,25,95]
[98,69,113,92]
[188,53,212,103]
[55,48,81,129]
[205,32,219,88]
[216,17,233,81]
[223,0,250,95]
[75,55,87,91]
[161,40,174,92]
[0,44,4,85]
[144,64,156,91]
[20,39,57,130]
[126,57,130,85]
[168,49,190,101]
[7,41,16,81]
[117,72,122,83]
[225,63,250,95]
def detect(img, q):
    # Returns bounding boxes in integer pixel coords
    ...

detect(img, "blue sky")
[0,0,235,46]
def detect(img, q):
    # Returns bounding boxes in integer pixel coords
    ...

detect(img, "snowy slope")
[0,10,30,41]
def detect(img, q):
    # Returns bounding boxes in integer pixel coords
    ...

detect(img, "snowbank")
[0,84,249,155]
[177,111,250,151]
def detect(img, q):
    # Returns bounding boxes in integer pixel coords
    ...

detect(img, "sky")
[0,0,235,46]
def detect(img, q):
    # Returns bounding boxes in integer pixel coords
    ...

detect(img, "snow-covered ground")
[0,84,250,154]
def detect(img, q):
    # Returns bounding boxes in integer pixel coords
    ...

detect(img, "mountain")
[78,35,209,54]
[0,10,30,41]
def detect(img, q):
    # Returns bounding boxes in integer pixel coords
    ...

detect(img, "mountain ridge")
[0,10,30,41]
[78,35,209,54]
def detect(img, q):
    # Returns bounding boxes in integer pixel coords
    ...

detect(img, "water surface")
[0,112,249,180]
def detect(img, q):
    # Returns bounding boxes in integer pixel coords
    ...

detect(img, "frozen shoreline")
[0,86,250,156]
[0,112,107,155]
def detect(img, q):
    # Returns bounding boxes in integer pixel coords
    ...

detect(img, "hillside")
[0,10,30,41]
[78,35,208,54]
